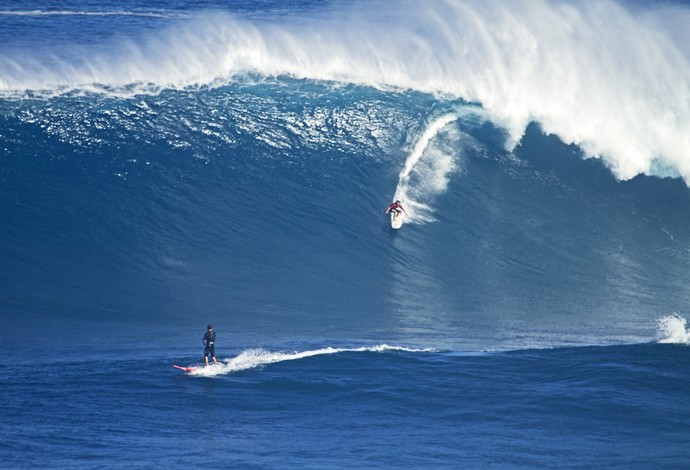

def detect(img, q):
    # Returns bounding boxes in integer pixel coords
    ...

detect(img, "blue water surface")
[2,0,690,468]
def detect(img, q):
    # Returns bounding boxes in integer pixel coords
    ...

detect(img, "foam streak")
[188,345,432,377]
[394,113,458,223]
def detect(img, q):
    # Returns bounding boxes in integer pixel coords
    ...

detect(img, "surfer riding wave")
[385,200,407,220]
[203,324,217,366]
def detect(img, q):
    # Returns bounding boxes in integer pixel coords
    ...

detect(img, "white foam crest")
[3,0,690,183]
[189,344,433,377]
[656,314,690,344]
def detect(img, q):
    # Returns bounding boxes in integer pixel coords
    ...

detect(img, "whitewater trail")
[183,317,689,378]
[186,344,433,377]
[393,113,459,224]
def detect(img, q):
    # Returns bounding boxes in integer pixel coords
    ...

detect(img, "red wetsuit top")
[387,202,405,213]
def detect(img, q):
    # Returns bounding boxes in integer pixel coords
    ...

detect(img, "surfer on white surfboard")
[203,324,218,366]
[386,200,407,223]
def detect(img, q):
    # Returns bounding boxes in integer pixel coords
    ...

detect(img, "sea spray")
[394,113,459,223]
[657,314,690,344]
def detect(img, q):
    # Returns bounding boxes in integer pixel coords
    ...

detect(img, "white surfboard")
[391,211,404,229]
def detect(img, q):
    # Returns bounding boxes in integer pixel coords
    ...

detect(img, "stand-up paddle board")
[173,364,198,372]
[391,211,403,229]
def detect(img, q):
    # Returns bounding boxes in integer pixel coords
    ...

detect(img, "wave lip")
[656,314,690,344]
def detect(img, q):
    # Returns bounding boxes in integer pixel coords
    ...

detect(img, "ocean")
[1,0,690,468]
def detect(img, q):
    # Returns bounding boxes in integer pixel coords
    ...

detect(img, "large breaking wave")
[3,0,690,350]
[2,0,690,183]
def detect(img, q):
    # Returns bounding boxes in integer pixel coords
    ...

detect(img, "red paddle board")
[173,364,198,372]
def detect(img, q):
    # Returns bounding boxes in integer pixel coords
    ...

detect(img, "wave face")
[2,0,690,350]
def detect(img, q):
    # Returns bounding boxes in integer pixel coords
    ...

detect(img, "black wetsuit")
[203,330,216,358]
